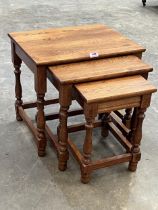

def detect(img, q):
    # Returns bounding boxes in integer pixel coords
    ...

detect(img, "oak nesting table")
[47,56,153,172]
[8,24,147,168]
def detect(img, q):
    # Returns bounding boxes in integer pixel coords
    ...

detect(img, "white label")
[89,52,99,58]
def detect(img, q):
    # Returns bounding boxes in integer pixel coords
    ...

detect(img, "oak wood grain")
[8,24,145,66]
[75,75,157,103]
[49,55,152,84]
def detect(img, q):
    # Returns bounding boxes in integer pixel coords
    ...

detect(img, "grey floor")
[0,0,158,210]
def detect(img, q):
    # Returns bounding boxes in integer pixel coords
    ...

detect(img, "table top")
[49,55,152,84]
[8,24,145,66]
[75,75,157,103]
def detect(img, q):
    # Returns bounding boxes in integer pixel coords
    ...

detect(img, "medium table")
[47,55,152,171]
[8,24,146,158]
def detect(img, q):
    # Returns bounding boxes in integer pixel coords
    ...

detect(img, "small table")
[8,24,145,157]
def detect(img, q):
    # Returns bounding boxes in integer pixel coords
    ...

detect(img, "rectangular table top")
[48,55,152,85]
[75,75,157,103]
[8,24,145,66]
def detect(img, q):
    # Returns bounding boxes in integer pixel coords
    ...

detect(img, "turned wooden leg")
[12,50,23,121]
[101,113,111,138]
[81,116,94,184]
[128,108,146,172]
[127,108,138,143]
[34,66,47,157]
[122,108,132,129]
[11,42,23,121]
[36,94,47,157]
[58,105,69,171]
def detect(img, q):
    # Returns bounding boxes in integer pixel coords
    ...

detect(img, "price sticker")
[89,52,99,58]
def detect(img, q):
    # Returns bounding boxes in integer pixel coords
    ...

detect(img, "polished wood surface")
[75,75,156,103]
[8,24,145,66]
[49,55,152,84]
[48,56,154,172]
[9,24,146,159]
[71,76,156,183]
[9,24,155,182]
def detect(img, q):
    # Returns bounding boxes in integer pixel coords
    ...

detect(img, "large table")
[8,24,146,159]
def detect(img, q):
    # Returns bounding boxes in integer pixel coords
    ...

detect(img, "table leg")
[36,93,47,156]
[128,107,146,171]
[127,108,138,142]
[11,42,23,121]
[35,67,47,157]
[101,113,111,137]
[58,85,72,171]
[122,108,132,129]
[81,116,94,184]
